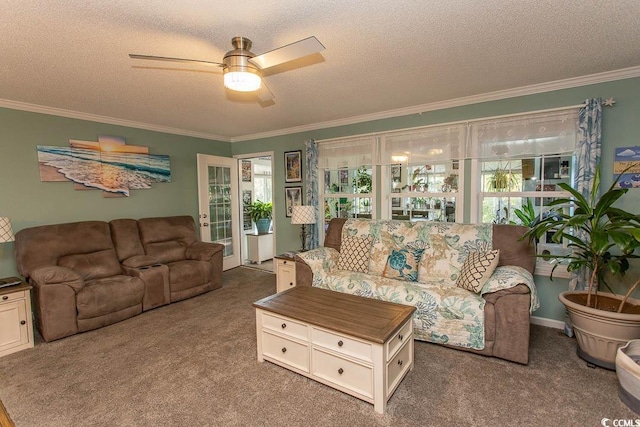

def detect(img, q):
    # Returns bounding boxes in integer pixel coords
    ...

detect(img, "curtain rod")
[316,102,593,145]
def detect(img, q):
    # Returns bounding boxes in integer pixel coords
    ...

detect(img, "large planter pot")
[560,291,640,370]
[616,339,640,414]
[255,218,271,234]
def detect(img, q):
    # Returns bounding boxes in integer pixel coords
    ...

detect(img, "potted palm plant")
[248,200,272,234]
[523,166,640,369]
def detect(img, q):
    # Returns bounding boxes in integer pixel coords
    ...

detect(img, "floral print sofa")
[295,218,538,364]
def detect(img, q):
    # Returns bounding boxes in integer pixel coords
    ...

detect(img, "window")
[386,162,460,222]
[470,109,580,277]
[318,136,376,233]
[380,123,467,222]
[316,107,581,276]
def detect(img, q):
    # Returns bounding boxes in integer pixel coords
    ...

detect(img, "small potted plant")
[248,200,272,234]
[523,166,640,369]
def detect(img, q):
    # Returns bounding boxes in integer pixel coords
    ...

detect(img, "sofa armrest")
[482,283,532,364]
[186,242,225,262]
[481,266,539,312]
[29,266,83,342]
[295,247,340,287]
[30,266,84,292]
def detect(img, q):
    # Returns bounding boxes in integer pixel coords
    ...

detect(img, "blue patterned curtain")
[305,139,319,249]
[564,98,602,336]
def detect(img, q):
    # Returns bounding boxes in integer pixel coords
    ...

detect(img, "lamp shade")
[0,217,15,243]
[291,206,315,225]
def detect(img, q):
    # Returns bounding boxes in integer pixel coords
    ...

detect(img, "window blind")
[469,110,579,160]
[381,124,467,165]
[318,136,377,169]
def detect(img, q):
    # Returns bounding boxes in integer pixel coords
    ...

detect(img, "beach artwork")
[37,135,171,197]
[614,146,640,189]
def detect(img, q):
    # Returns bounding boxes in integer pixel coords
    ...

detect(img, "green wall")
[1,77,638,323]
[0,108,230,277]
[232,77,640,322]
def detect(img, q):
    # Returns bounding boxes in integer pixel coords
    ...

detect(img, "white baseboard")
[531,316,564,330]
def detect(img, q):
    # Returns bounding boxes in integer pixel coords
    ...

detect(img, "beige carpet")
[243,258,274,273]
[0,267,636,426]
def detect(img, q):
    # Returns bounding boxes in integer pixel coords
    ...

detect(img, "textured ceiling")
[2,1,640,142]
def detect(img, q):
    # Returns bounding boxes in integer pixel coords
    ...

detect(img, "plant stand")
[560,291,640,370]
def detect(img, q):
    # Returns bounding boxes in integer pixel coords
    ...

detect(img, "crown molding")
[0,99,231,142]
[2,66,639,144]
[230,65,640,142]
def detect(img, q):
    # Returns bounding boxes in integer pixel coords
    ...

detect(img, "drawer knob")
[398,359,403,366]
[289,282,293,286]
[337,340,344,347]
[338,368,344,375]
[2,296,8,301]
[282,347,287,353]
[398,334,404,341]
[20,320,26,325]
[281,323,287,329]
[283,260,287,264]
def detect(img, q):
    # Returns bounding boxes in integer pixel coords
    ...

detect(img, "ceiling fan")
[129,36,325,102]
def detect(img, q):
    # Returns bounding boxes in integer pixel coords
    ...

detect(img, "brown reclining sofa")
[14,215,223,342]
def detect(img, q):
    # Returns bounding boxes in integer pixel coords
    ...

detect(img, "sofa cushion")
[58,249,122,281]
[314,270,486,350]
[456,250,500,293]
[109,219,145,261]
[167,260,211,292]
[76,275,144,319]
[145,241,188,264]
[382,247,424,282]
[418,223,493,287]
[337,235,373,273]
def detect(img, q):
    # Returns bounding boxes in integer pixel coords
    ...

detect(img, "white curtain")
[382,124,467,165]
[318,136,377,169]
[470,110,579,159]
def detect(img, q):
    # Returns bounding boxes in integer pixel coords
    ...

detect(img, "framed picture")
[391,164,401,183]
[285,186,303,217]
[241,160,252,182]
[285,150,302,183]
[242,190,252,230]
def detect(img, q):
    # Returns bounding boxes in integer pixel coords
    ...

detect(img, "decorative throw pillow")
[456,250,500,293]
[382,247,425,282]
[337,235,374,273]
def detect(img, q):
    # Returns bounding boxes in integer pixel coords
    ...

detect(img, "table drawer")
[262,331,309,373]
[312,348,373,399]
[261,312,308,341]
[312,328,372,363]
[0,290,26,303]
[387,339,412,395]
[386,319,412,359]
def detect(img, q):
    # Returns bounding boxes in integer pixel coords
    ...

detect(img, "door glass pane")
[209,165,233,257]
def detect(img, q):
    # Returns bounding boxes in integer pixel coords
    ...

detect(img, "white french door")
[197,154,241,270]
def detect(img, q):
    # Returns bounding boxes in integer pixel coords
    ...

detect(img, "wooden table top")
[253,286,415,344]
[0,277,31,296]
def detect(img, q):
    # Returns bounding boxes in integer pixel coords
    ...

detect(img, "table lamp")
[0,217,21,288]
[0,217,14,244]
[291,206,315,251]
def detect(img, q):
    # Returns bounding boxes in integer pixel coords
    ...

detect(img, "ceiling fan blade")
[256,81,275,102]
[249,36,325,70]
[129,54,224,67]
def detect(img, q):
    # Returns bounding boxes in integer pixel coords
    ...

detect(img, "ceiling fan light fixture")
[223,69,262,92]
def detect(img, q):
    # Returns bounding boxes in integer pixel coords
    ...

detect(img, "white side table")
[0,279,34,357]
[275,255,296,293]
[247,233,274,264]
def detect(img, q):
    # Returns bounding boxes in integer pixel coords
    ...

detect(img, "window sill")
[534,260,570,279]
